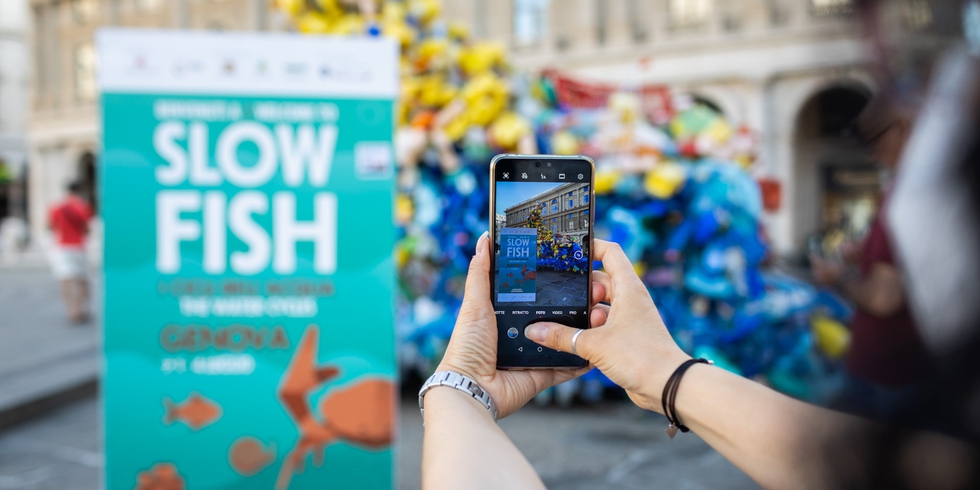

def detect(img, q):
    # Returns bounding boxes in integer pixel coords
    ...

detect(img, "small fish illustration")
[506,272,514,277]
[502,282,509,288]
[135,462,185,490]
[163,392,222,431]
[229,436,276,477]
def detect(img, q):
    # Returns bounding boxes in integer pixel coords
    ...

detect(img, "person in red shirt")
[48,181,94,323]
[811,94,932,419]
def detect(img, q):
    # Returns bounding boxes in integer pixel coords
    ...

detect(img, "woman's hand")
[435,231,593,419]
[523,239,689,413]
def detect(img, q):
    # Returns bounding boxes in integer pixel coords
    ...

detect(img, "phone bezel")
[489,154,596,370]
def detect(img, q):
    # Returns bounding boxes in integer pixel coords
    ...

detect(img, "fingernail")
[476,231,489,255]
[525,324,547,342]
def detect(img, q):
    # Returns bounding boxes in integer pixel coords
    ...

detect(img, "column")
[173,0,187,28]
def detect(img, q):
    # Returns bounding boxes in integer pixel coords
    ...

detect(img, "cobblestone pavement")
[0,267,101,415]
[0,396,759,490]
[497,269,589,307]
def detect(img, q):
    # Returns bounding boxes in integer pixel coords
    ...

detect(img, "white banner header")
[97,29,398,98]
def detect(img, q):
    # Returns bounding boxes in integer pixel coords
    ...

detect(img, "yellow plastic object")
[383,21,416,49]
[811,315,851,360]
[594,169,622,195]
[331,13,365,35]
[457,42,506,76]
[408,0,441,27]
[703,118,733,144]
[447,21,470,42]
[314,0,343,18]
[633,261,647,278]
[442,73,508,141]
[489,112,532,151]
[275,0,307,16]
[608,92,642,124]
[413,38,451,73]
[643,161,687,199]
[417,75,457,108]
[395,193,414,226]
[296,12,333,34]
[551,131,579,155]
[463,74,507,125]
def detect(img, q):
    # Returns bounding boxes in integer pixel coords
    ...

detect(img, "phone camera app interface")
[493,160,591,363]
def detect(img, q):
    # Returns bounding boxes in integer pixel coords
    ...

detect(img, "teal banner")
[496,227,537,302]
[98,30,398,489]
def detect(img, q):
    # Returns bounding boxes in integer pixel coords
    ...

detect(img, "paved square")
[495,270,588,307]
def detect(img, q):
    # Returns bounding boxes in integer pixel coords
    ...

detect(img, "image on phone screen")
[491,156,593,368]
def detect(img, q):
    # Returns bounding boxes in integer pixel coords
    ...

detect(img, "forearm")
[421,387,545,490]
[669,364,868,489]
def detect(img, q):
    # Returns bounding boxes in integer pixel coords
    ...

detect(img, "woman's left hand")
[435,231,597,419]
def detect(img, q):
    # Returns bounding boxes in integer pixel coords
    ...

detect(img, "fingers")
[593,240,638,280]
[593,240,644,295]
[524,322,596,359]
[590,304,609,328]
[591,272,612,304]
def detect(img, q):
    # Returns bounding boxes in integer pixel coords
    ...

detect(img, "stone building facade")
[24,0,287,249]
[505,182,590,236]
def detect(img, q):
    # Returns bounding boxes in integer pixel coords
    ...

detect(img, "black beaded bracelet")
[661,358,712,440]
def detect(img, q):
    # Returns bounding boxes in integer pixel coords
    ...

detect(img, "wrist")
[637,349,692,413]
[420,370,498,422]
[422,384,494,424]
[434,362,481,384]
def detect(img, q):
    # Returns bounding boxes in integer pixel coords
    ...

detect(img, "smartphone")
[489,154,595,369]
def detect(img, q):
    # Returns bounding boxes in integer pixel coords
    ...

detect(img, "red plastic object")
[758,178,782,212]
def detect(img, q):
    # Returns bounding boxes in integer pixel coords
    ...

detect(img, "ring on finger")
[571,328,584,356]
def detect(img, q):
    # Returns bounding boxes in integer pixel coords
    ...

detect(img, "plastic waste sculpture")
[276,0,852,403]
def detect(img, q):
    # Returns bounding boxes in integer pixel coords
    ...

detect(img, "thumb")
[460,231,491,310]
[524,322,594,359]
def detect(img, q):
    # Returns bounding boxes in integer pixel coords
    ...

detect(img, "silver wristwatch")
[418,371,498,422]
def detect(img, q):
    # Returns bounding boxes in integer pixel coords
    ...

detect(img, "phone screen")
[490,155,594,368]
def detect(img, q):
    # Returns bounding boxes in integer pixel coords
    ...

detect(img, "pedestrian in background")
[810,93,933,420]
[47,181,93,324]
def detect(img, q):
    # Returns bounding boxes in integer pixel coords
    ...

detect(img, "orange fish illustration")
[506,272,514,277]
[135,462,185,490]
[524,271,536,280]
[163,392,222,431]
[502,281,509,288]
[229,436,276,477]
[275,325,395,490]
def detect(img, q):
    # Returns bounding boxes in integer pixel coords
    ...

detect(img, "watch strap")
[418,371,498,422]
